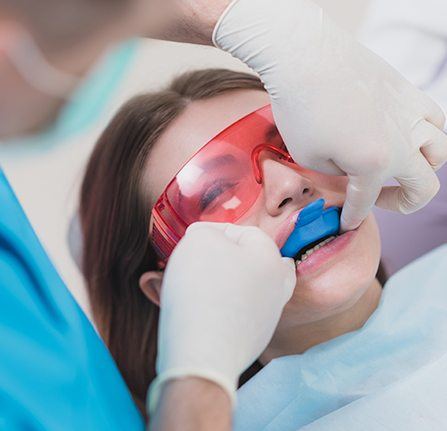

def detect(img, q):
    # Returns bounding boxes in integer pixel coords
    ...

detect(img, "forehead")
[143,89,270,205]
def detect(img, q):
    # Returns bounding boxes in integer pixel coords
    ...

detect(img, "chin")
[283,215,381,325]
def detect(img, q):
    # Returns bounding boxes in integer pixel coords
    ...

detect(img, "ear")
[139,271,163,307]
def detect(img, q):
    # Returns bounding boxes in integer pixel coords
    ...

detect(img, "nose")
[260,155,316,217]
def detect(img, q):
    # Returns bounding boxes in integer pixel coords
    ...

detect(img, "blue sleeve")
[0,170,144,430]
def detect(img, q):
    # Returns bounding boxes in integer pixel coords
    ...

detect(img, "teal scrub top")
[0,169,144,430]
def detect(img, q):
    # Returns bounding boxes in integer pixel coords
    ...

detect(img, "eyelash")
[200,181,238,211]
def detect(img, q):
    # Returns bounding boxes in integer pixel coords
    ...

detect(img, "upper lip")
[275,209,302,249]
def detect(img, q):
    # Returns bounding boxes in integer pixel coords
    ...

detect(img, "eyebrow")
[194,125,281,175]
[202,154,238,171]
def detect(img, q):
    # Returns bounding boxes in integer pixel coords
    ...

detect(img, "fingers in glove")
[233,225,278,251]
[414,120,447,171]
[422,95,446,130]
[376,155,440,214]
[281,257,297,301]
[296,154,345,176]
[187,222,275,250]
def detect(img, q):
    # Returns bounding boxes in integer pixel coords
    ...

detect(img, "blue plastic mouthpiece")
[280,198,340,259]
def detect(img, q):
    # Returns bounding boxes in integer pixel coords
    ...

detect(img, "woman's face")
[142,89,381,327]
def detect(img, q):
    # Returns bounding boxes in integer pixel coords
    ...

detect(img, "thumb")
[281,257,296,303]
[234,225,277,250]
[340,175,382,231]
[186,221,230,235]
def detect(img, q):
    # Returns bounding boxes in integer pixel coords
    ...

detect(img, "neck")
[260,279,382,364]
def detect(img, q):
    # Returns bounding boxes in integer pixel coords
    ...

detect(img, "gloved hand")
[213,0,447,231]
[147,222,296,413]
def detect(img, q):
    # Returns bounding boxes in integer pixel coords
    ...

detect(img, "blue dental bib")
[280,199,341,259]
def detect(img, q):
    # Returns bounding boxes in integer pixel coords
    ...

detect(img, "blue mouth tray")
[280,198,341,258]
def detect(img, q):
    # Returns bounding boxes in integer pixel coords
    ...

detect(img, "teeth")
[295,236,337,265]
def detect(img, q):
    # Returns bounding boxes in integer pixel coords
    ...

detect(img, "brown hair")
[79,69,265,417]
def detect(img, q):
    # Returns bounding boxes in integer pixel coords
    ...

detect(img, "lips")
[294,235,338,262]
[275,210,300,248]
[295,228,358,276]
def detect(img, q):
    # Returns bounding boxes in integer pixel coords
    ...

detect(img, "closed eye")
[200,180,238,211]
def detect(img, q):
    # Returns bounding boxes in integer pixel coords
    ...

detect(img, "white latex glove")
[147,222,296,413]
[213,0,447,231]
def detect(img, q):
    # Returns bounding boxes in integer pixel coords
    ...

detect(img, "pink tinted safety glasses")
[150,105,294,261]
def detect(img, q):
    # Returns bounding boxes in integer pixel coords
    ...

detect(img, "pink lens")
[150,105,290,261]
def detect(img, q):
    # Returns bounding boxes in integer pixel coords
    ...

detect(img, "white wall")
[0,0,370,317]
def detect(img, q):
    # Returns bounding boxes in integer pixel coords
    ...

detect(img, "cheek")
[283,215,381,324]
[236,193,277,237]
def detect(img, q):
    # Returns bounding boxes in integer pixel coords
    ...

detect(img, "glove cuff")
[147,368,237,416]
[212,0,241,48]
